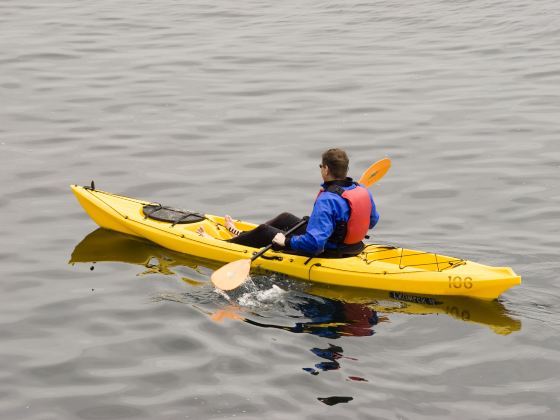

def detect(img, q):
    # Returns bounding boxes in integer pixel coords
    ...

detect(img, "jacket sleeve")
[369,191,379,229]
[286,197,337,255]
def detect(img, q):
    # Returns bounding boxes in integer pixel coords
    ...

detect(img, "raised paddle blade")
[358,158,391,187]
[211,259,251,290]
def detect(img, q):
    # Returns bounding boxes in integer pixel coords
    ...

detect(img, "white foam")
[237,285,287,308]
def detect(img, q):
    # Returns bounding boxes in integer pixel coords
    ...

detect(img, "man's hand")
[272,233,286,247]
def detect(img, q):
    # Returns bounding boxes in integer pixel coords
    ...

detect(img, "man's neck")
[323,177,353,186]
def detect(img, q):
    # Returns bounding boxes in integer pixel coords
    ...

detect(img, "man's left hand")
[272,233,286,247]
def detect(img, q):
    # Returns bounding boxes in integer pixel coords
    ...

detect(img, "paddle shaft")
[250,218,308,262]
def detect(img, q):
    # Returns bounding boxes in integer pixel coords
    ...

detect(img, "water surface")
[1,1,560,419]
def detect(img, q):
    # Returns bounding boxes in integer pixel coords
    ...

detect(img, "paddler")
[198,148,379,257]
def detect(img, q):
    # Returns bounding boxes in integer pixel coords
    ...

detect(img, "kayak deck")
[70,185,521,300]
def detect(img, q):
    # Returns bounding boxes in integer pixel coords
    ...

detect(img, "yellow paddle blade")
[358,158,391,187]
[211,259,251,290]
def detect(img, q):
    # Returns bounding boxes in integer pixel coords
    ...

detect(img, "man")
[198,148,379,257]
[271,148,379,257]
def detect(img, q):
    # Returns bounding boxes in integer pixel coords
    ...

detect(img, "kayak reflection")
[304,283,521,336]
[70,228,521,335]
[70,227,223,285]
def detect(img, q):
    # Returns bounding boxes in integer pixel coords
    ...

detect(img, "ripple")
[408,187,460,199]
[76,404,147,420]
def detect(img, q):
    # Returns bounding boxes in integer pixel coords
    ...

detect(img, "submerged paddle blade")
[211,259,251,290]
[210,308,244,322]
[358,158,391,187]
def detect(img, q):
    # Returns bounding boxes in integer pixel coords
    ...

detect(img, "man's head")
[320,148,349,180]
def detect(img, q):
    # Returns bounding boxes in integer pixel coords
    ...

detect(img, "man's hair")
[322,148,349,179]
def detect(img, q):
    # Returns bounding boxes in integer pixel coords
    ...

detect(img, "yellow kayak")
[70,184,521,300]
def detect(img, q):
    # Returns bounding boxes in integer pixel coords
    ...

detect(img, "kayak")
[70,184,521,300]
[70,228,521,335]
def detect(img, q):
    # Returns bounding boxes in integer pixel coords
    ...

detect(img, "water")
[1,0,560,418]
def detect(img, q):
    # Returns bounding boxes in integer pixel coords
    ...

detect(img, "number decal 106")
[448,276,473,289]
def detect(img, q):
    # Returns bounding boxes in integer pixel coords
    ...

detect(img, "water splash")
[237,284,287,308]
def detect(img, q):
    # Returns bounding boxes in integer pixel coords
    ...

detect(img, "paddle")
[358,157,391,187]
[211,218,308,290]
[211,157,391,291]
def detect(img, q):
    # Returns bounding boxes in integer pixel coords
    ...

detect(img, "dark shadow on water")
[318,396,353,406]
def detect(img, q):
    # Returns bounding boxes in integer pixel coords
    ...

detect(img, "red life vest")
[317,183,372,245]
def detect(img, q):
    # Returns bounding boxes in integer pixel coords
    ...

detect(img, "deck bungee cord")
[81,185,248,255]
[360,245,466,271]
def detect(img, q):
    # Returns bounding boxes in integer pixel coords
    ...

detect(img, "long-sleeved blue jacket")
[286,179,379,256]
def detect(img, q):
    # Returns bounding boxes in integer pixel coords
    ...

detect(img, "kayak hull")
[70,185,521,300]
[70,228,521,335]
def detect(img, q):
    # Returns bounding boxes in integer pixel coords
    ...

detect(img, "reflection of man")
[210,296,382,382]
[292,301,380,339]
[337,302,380,337]
[238,300,381,339]
[305,343,368,380]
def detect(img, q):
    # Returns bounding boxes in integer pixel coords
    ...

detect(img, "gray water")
[2,0,560,418]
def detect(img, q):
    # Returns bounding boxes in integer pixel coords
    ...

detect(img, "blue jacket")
[286,179,379,256]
